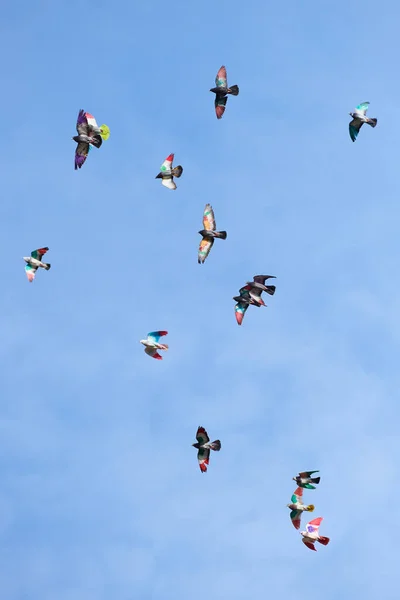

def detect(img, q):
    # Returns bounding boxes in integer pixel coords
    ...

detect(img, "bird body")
[300,517,330,551]
[155,154,183,190]
[349,102,377,142]
[198,204,227,263]
[23,247,51,282]
[293,470,320,489]
[287,487,315,530]
[210,66,239,119]
[192,426,221,472]
[73,109,109,169]
[140,331,169,360]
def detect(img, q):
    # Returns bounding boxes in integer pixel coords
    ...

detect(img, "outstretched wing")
[197,447,210,472]
[299,470,319,478]
[291,487,303,504]
[160,153,174,172]
[215,65,227,88]
[25,264,37,282]
[302,538,316,551]
[31,247,49,261]
[75,141,90,169]
[85,112,100,132]
[253,275,276,285]
[147,331,168,344]
[349,118,363,142]
[196,426,210,444]
[306,517,323,533]
[203,204,216,231]
[161,177,176,190]
[145,346,162,360]
[76,109,89,135]
[198,237,214,264]
[235,301,248,325]
[215,96,227,119]
[290,510,302,530]
[355,101,369,115]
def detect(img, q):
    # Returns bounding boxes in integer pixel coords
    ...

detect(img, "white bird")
[140,330,169,360]
[23,247,51,282]
[300,517,330,551]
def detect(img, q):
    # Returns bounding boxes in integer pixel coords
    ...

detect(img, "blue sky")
[0,0,398,598]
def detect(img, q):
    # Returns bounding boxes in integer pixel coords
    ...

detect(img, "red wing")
[302,539,316,551]
[308,517,323,528]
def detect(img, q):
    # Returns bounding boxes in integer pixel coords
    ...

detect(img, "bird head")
[198,229,207,236]
[72,136,79,142]
[210,87,219,94]
[155,173,162,179]
[349,112,355,118]
[192,442,200,449]
[23,256,30,263]
[139,339,146,346]
[292,477,297,481]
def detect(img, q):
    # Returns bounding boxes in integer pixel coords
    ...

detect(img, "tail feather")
[227,84,239,96]
[159,344,169,351]
[318,536,330,546]
[216,231,227,240]
[172,165,183,178]
[44,263,51,270]
[265,285,275,295]
[211,440,221,451]
[368,118,377,127]
[311,477,320,484]
[306,504,315,512]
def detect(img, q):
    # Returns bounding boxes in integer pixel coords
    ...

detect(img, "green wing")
[356,101,369,114]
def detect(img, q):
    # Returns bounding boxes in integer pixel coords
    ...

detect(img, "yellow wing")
[198,237,214,264]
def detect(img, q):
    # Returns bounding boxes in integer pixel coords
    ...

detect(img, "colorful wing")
[306,517,323,534]
[302,538,316,551]
[299,470,319,478]
[147,331,168,344]
[215,96,227,119]
[75,141,90,169]
[76,109,88,135]
[239,285,252,298]
[145,346,162,360]
[291,487,303,504]
[215,65,227,88]
[161,177,176,190]
[25,264,37,282]
[85,112,99,131]
[31,247,49,261]
[349,118,362,142]
[197,447,210,472]
[198,237,214,264]
[160,154,174,172]
[196,426,210,444]
[290,510,302,530]
[355,101,369,115]
[203,204,216,231]
[235,301,248,325]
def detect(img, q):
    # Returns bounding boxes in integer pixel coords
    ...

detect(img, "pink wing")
[302,539,316,551]
[293,487,303,502]
[25,270,35,282]
[308,517,323,528]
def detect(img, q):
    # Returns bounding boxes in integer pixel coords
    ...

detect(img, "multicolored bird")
[73,109,110,170]
[287,487,315,530]
[192,426,221,473]
[300,517,330,551]
[233,285,263,326]
[198,204,227,264]
[210,66,239,119]
[155,154,183,190]
[349,102,377,142]
[140,331,169,360]
[23,247,51,282]
[293,470,320,490]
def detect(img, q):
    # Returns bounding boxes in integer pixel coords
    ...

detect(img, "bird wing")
[306,517,323,534]
[215,65,227,88]
[196,426,210,444]
[239,285,252,298]
[291,487,303,504]
[144,346,162,360]
[76,109,89,135]
[253,275,276,285]
[75,141,90,169]
[215,96,227,119]
[31,247,49,261]
[160,153,174,172]
[290,510,302,530]
[355,101,370,115]
[25,264,37,282]
[85,112,100,131]
[235,301,248,325]
[161,177,176,190]
[349,118,363,142]
[302,538,316,551]
[198,237,214,264]
[197,447,210,472]
[203,204,216,231]
[147,331,168,344]
[299,470,319,478]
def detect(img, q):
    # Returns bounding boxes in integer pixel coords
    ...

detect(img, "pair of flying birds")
[288,471,330,551]
[233,275,276,325]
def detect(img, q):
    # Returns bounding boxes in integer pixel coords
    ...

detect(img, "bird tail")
[367,118,377,128]
[318,536,330,546]
[305,504,315,512]
[172,165,183,178]
[210,440,221,451]
[227,85,239,96]
[43,263,51,270]
[160,344,169,351]
[215,231,227,240]
[311,477,320,484]
[265,285,276,296]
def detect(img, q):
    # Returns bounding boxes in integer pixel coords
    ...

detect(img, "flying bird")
[140,331,169,360]
[293,470,320,490]
[23,247,51,282]
[300,517,330,551]
[73,109,110,170]
[349,102,377,142]
[245,275,276,305]
[233,285,263,326]
[155,154,183,190]
[198,204,227,264]
[192,426,221,472]
[287,487,315,530]
[210,65,239,119]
